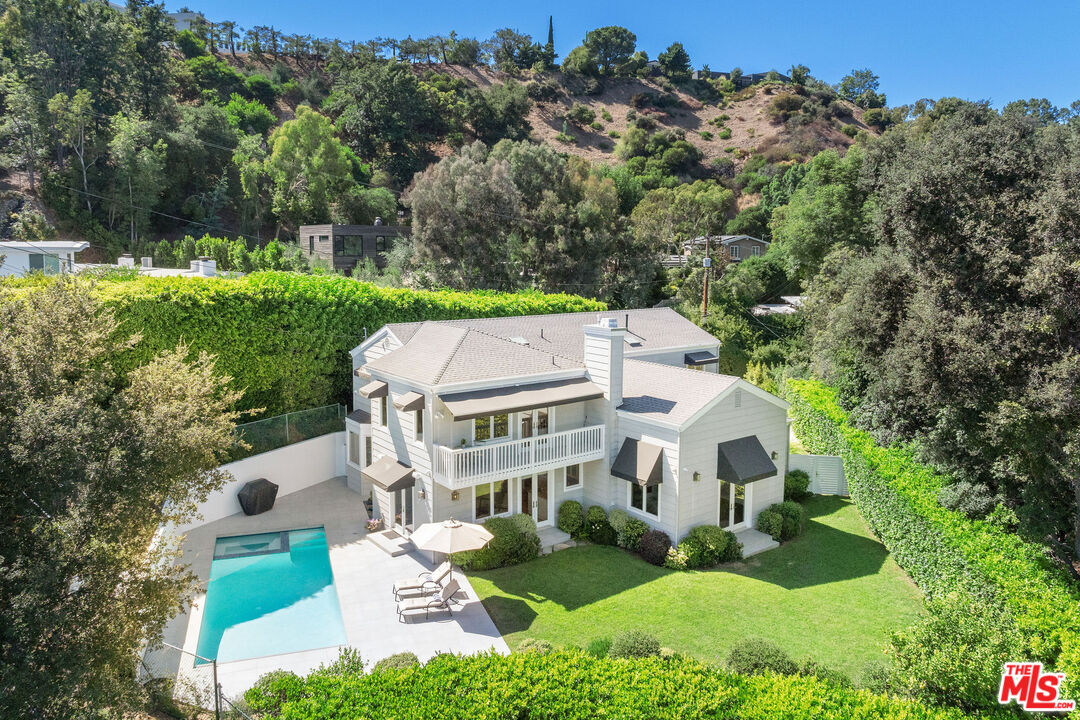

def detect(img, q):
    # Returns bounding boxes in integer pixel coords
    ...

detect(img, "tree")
[0,71,48,191]
[539,16,556,70]
[264,106,357,235]
[0,278,241,718]
[630,180,734,253]
[324,59,444,184]
[483,28,539,73]
[445,33,481,65]
[108,113,167,244]
[837,68,886,108]
[1002,98,1070,126]
[583,26,636,75]
[657,42,691,81]
[467,81,532,144]
[233,133,269,236]
[125,0,175,117]
[561,45,599,77]
[48,89,98,212]
[789,64,810,85]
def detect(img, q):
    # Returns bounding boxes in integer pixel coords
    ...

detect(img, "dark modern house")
[298,219,410,273]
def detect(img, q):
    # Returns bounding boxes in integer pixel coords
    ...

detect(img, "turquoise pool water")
[196,527,347,664]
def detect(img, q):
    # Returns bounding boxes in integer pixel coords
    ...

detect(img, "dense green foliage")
[242,650,969,720]
[3,274,604,416]
[786,378,1080,699]
[665,524,741,569]
[457,516,540,570]
[726,637,799,676]
[556,499,584,536]
[637,529,672,565]
[784,469,811,501]
[0,280,241,719]
[608,630,661,659]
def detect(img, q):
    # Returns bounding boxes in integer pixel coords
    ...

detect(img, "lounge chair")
[392,560,452,601]
[396,578,460,622]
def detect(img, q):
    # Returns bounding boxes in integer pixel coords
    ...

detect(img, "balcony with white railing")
[433,424,605,489]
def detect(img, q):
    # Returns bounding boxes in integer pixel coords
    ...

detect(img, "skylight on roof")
[624,332,644,347]
[509,336,530,345]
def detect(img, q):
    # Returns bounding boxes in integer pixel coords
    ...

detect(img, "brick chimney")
[583,315,626,408]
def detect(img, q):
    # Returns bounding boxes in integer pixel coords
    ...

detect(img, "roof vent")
[509,336,529,345]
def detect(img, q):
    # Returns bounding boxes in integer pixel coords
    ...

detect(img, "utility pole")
[701,236,712,320]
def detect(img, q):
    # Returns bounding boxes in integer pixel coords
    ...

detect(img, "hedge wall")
[87,273,604,416]
[245,651,969,720]
[785,378,1080,698]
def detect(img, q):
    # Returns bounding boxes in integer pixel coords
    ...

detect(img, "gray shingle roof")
[619,359,740,425]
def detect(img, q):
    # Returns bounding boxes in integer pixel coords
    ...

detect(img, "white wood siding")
[677,388,788,537]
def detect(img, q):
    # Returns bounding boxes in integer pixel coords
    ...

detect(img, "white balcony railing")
[433,424,605,489]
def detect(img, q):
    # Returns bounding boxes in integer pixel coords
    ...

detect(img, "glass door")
[719,481,750,529]
[519,408,549,438]
[520,473,552,526]
[394,487,413,533]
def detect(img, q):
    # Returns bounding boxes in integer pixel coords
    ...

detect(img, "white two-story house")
[344,308,789,548]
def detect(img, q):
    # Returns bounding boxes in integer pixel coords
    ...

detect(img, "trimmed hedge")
[786,379,1080,698]
[638,529,671,566]
[243,650,970,720]
[556,500,584,537]
[81,273,604,416]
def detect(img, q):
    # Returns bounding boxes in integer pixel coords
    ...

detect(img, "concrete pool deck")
[151,477,508,699]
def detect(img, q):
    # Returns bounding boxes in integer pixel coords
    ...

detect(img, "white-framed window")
[473,413,509,442]
[628,482,660,518]
[474,479,510,520]
[729,245,740,260]
[364,436,372,467]
[414,409,424,442]
[565,463,581,490]
[751,245,762,257]
[379,398,387,426]
[348,431,361,466]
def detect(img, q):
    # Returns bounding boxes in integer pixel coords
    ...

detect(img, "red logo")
[999,662,1075,712]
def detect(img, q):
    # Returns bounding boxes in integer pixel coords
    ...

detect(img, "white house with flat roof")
[344,308,788,555]
[0,240,89,276]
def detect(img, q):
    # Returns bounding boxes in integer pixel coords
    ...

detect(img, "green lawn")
[468,496,923,678]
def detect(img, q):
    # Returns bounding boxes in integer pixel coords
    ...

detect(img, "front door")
[394,487,413,533]
[520,472,552,526]
[718,480,749,529]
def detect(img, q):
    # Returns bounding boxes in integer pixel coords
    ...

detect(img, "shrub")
[889,592,1024,713]
[525,78,559,102]
[79,273,602,417]
[607,508,629,533]
[589,121,603,131]
[557,500,585,536]
[785,379,1080,700]
[841,124,859,138]
[601,109,613,121]
[756,508,783,541]
[682,525,734,567]
[244,670,303,717]
[608,130,620,138]
[718,127,732,139]
[372,651,420,671]
[718,535,743,562]
[584,505,608,538]
[517,638,554,654]
[242,650,970,719]
[175,29,206,58]
[567,103,596,125]
[312,647,366,677]
[245,73,278,106]
[510,512,538,538]
[726,637,799,676]
[618,518,649,551]
[585,637,611,657]
[664,544,689,570]
[590,519,616,545]
[458,517,540,570]
[699,130,713,141]
[609,630,661,659]
[637,529,671,566]
[554,131,576,145]
[784,469,811,501]
[773,501,806,541]
[799,658,852,688]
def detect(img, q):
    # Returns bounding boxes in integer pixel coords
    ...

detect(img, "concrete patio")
[151,477,507,699]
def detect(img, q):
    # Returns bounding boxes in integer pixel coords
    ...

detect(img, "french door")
[519,408,549,438]
[520,472,551,526]
[394,487,413,533]
[718,480,749,529]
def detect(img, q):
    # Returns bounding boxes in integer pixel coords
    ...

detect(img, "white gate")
[790,454,847,496]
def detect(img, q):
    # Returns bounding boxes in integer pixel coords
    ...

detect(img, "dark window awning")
[439,376,604,421]
[354,367,370,378]
[717,435,776,485]
[359,379,388,399]
[362,455,415,492]
[685,350,720,365]
[611,438,665,487]
[394,391,425,412]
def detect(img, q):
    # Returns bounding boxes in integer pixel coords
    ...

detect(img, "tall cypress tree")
[543,16,556,68]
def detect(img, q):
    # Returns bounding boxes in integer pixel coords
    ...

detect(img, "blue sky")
[181,0,1080,108]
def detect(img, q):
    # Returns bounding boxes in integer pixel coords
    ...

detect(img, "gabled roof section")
[382,307,717,363]
[618,360,740,426]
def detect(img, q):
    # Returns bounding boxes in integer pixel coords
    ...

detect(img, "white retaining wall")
[789,453,847,496]
[170,431,346,534]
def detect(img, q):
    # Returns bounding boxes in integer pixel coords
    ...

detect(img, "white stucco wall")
[170,431,346,535]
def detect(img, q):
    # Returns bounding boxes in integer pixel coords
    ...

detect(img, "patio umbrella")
[409,518,493,578]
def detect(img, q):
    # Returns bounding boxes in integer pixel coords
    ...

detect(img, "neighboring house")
[751,295,804,317]
[682,235,770,262]
[298,220,410,274]
[344,308,788,547]
[732,71,790,89]
[0,240,88,277]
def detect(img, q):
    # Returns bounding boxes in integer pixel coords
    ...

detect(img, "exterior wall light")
[693,471,701,482]
[450,490,460,501]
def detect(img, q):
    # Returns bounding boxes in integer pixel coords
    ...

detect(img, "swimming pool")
[196,527,347,664]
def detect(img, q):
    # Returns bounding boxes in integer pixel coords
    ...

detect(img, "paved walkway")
[151,478,507,699]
